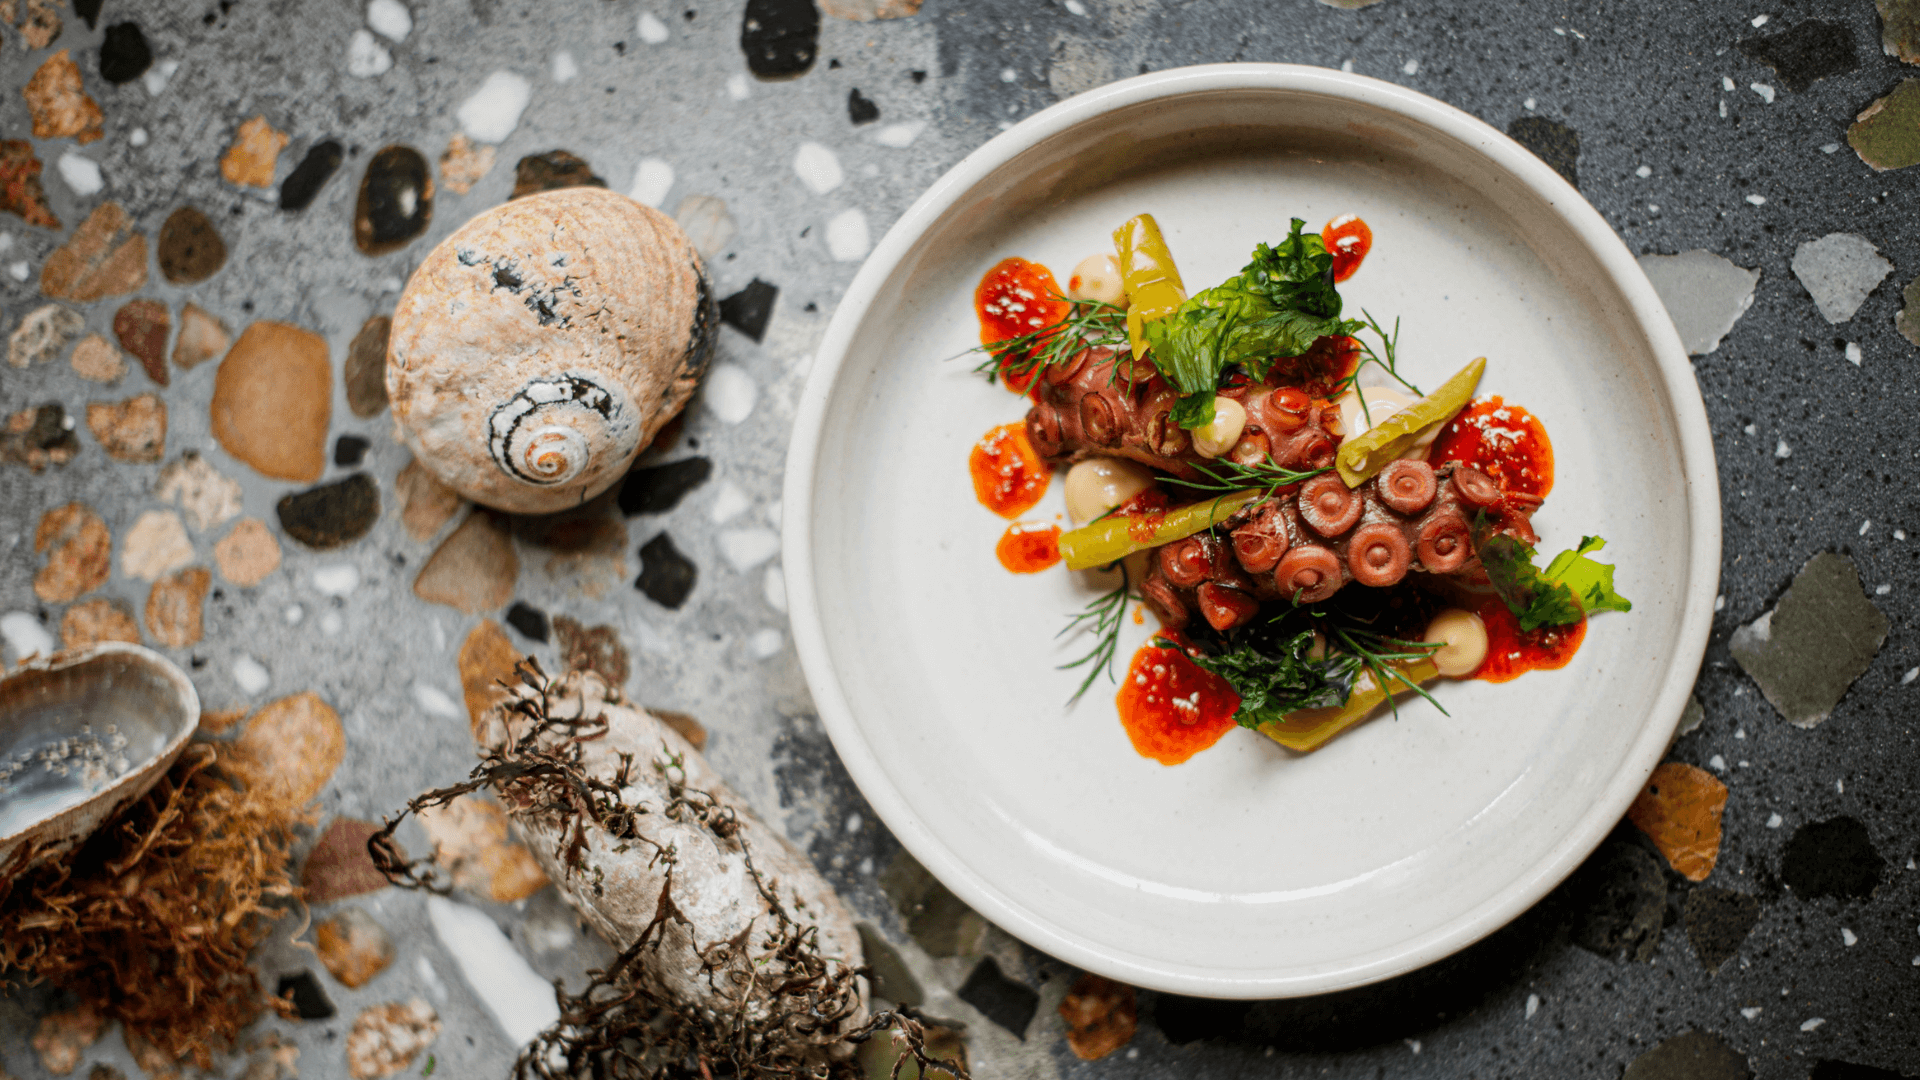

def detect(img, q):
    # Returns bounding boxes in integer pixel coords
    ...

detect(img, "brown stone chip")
[213,517,281,587]
[70,333,127,383]
[457,619,521,736]
[417,793,550,902]
[820,0,923,19]
[221,115,288,188]
[113,299,172,386]
[232,691,345,810]
[121,509,193,582]
[8,303,84,368]
[1058,973,1137,1060]
[0,139,60,229]
[211,321,331,482]
[1627,762,1728,883]
[437,133,495,195]
[651,708,708,751]
[171,302,231,368]
[155,452,242,532]
[2,403,81,471]
[18,0,62,49]
[413,510,517,613]
[41,202,148,303]
[345,1000,439,1080]
[394,458,462,540]
[157,206,228,285]
[86,393,166,462]
[34,502,110,603]
[144,565,210,648]
[60,597,141,650]
[303,816,394,903]
[22,51,103,144]
[316,907,396,989]
[345,314,391,417]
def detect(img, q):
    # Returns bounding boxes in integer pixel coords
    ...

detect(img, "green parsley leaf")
[1180,620,1358,728]
[1475,520,1632,631]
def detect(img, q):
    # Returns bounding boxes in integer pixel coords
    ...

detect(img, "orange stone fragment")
[40,203,148,302]
[1626,762,1728,882]
[221,115,289,188]
[394,458,463,540]
[211,321,332,482]
[144,566,210,648]
[22,50,103,144]
[86,393,167,462]
[457,619,522,737]
[34,502,110,603]
[1058,973,1138,1061]
[172,302,231,369]
[60,597,141,650]
[233,691,346,810]
[213,517,282,587]
[413,510,517,614]
[417,794,550,902]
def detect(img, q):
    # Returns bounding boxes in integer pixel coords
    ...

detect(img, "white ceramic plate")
[783,65,1719,998]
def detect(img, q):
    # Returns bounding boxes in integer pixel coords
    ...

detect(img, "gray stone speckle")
[1638,250,1760,355]
[1730,553,1888,728]
[1791,233,1894,325]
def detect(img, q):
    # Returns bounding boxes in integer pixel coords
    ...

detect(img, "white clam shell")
[388,187,715,515]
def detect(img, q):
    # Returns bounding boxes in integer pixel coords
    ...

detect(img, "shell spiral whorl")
[487,374,635,488]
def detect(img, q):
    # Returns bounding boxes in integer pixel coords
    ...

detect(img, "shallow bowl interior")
[785,65,1717,997]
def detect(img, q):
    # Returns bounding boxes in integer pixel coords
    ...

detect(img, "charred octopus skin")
[1140,462,1539,632]
[1025,348,1340,480]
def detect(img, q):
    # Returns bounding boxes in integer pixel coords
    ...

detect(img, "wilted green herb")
[1475,518,1632,631]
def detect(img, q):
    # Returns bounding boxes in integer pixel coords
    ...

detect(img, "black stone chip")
[98,22,152,84]
[848,87,880,125]
[354,146,434,256]
[333,434,370,467]
[280,140,345,212]
[505,600,551,643]
[1781,816,1883,900]
[1622,1030,1752,1080]
[1810,1061,1918,1080]
[955,957,1038,1039]
[910,69,926,83]
[510,150,607,200]
[740,0,819,78]
[74,0,103,28]
[1567,840,1666,963]
[1506,116,1580,188]
[1682,886,1761,974]
[636,532,697,609]
[718,279,778,342]
[1737,19,1858,93]
[618,457,713,516]
[276,970,337,1020]
[276,474,380,550]
[1154,995,1251,1045]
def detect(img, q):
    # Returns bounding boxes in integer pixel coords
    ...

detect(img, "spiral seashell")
[387,187,716,514]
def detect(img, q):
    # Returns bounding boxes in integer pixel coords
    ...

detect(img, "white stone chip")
[1636,250,1760,355]
[637,12,670,43]
[347,28,393,78]
[718,528,781,572]
[1775,439,1791,459]
[143,59,178,96]
[1741,1007,1763,1019]
[1636,164,1652,177]
[793,142,844,194]
[1846,342,1862,366]
[1751,13,1769,26]
[457,71,533,143]
[1722,76,1737,91]
[708,482,749,525]
[674,195,736,258]
[1525,994,1540,1019]
[1767,812,1783,828]
[412,683,462,720]
[232,655,271,695]
[1821,142,1840,154]
[1720,99,1730,118]
[1842,928,1858,946]
[56,152,103,196]
[826,208,870,262]
[872,121,925,148]
[764,565,787,613]
[1875,584,1891,595]
[426,896,561,1046]
[748,628,783,658]
[1000,67,1017,82]
[1799,1017,1825,1032]
[285,604,304,625]
[1751,83,1775,103]
[703,363,756,423]
[1401,58,1420,75]
[1524,97,1536,110]
[1791,233,1893,324]
[1903,667,1918,684]
[1066,0,1087,13]
[551,50,579,83]
[727,73,750,100]
[628,157,675,208]
[1709,754,1727,771]
[368,0,413,41]
[312,564,361,596]
[1746,193,1766,205]
[0,611,54,663]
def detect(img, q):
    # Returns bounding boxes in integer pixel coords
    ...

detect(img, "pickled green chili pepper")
[1255,655,1441,752]
[1335,356,1486,487]
[1112,214,1188,362]
[1057,489,1262,571]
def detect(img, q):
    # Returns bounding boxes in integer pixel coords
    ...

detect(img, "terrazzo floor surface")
[1,0,1918,1077]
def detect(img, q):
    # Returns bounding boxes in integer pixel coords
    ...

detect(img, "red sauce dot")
[1473,597,1586,683]
[1429,396,1556,500]
[996,521,1062,573]
[969,422,1051,518]
[1115,636,1240,765]
[976,257,1068,396]
[1322,214,1373,283]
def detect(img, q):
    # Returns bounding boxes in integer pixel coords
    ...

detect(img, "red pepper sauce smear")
[970,422,1051,517]
[976,258,1068,395]
[1429,396,1555,500]
[1118,489,1171,545]
[1472,598,1586,683]
[996,521,1062,573]
[1115,636,1240,765]
[1322,214,1373,283]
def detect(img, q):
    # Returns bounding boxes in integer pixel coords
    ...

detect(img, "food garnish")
[1334,356,1485,487]
[1057,489,1262,570]
[1113,213,1188,360]
[1477,525,1632,631]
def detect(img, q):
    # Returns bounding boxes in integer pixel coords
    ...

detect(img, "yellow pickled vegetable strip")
[1335,357,1487,487]
[1058,489,1261,571]
[1255,656,1441,752]
[1112,214,1188,362]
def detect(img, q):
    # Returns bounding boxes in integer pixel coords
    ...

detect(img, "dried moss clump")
[0,742,309,1068]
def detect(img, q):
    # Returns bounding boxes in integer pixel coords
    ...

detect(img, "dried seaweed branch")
[0,741,308,1068]
[372,660,970,1080]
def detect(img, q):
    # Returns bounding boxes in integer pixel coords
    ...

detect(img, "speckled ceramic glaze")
[785,65,1719,998]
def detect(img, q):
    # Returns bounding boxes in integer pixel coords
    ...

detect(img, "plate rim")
[781,62,1721,998]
